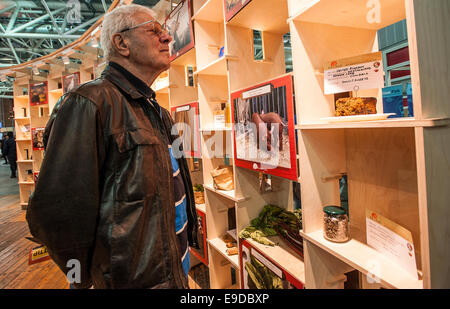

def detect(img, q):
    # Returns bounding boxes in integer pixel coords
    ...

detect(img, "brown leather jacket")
[26,64,199,289]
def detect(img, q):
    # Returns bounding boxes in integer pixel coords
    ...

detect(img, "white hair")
[100,4,156,61]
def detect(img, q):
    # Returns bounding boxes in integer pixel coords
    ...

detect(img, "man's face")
[125,12,172,72]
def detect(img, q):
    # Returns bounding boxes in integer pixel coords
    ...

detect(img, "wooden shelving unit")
[2,0,447,290]
[163,0,450,290]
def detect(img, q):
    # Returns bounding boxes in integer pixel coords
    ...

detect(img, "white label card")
[366,213,418,280]
[324,60,384,95]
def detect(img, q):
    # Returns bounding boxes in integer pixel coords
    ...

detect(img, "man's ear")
[112,33,130,57]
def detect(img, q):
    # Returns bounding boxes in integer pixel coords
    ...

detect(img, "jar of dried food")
[323,206,349,243]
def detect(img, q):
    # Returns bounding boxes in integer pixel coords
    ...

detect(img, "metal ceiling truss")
[0,0,112,67]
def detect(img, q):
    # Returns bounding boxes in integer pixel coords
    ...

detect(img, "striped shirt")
[169,145,190,277]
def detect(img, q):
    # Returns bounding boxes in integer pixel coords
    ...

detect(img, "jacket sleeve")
[26,93,105,289]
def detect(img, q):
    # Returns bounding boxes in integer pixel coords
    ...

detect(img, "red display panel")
[171,101,201,158]
[29,81,48,106]
[190,208,208,266]
[31,127,45,150]
[239,239,304,289]
[165,0,195,62]
[231,74,298,181]
[62,71,81,94]
[224,0,252,22]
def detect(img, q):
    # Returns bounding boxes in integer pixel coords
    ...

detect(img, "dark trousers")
[9,160,16,176]
[2,155,7,164]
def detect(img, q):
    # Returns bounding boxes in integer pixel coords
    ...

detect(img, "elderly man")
[26,4,198,289]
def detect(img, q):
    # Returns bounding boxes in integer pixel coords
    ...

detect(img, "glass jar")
[323,206,349,243]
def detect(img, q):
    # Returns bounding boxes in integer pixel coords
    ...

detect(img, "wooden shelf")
[301,230,423,289]
[296,118,450,130]
[171,48,196,67]
[289,0,405,30]
[14,117,30,121]
[194,55,237,76]
[17,160,33,163]
[15,95,28,100]
[196,203,206,213]
[192,0,224,23]
[245,236,305,285]
[227,0,290,34]
[18,181,34,185]
[208,237,240,269]
[49,88,63,94]
[16,139,31,142]
[204,183,248,202]
[200,126,232,133]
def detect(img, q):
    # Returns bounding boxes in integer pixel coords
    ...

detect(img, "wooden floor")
[0,163,208,289]
[0,164,69,289]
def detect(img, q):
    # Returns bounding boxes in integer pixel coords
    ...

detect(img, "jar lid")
[323,206,346,215]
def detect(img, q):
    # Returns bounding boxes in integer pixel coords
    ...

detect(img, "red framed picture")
[239,239,304,289]
[224,0,252,22]
[62,71,80,94]
[165,0,195,62]
[29,81,48,106]
[171,102,201,158]
[190,208,208,266]
[31,127,45,150]
[231,74,298,181]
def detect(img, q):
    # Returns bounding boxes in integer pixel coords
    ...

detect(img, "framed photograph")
[224,0,252,22]
[190,208,208,266]
[165,0,195,61]
[231,74,298,181]
[31,127,45,150]
[62,72,80,94]
[29,81,48,106]
[239,239,304,289]
[171,102,201,158]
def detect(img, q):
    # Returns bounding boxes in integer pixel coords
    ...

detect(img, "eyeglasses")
[119,20,168,37]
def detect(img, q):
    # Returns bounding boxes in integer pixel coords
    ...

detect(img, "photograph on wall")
[171,102,201,158]
[239,240,303,289]
[32,127,45,150]
[231,74,297,181]
[62,72,80,94]
[224,0,252,22]
[190,209,208,266]
[165,0,194,61]
[29,81,48,106]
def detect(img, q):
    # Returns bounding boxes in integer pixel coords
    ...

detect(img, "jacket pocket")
[114,128,159,153]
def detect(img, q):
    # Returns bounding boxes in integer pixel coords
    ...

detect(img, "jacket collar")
[101,63,156,100]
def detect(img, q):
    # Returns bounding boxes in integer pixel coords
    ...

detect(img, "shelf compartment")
[208,237,240,269]
[296,117,450,130]
[192,0,224,23]
[227,0,290,34]
[204,183,248,203]
[301,230,423,289]
[244,236,306,285]
[289,0,406,30]
[194,55,237,76]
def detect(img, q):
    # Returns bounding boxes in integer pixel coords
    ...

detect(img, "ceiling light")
[62,56,70,65]
[91,38,99,48]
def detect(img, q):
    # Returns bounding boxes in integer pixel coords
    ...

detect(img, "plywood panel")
[194,20,225,69]
[226,25,286,92]
[168,64,198,107]
[290,20,379,123]
[345,128,421,271]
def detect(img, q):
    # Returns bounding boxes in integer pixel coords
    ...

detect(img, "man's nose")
[160,31,172,44]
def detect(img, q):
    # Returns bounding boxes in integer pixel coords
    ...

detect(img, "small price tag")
[28,245,51,265]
